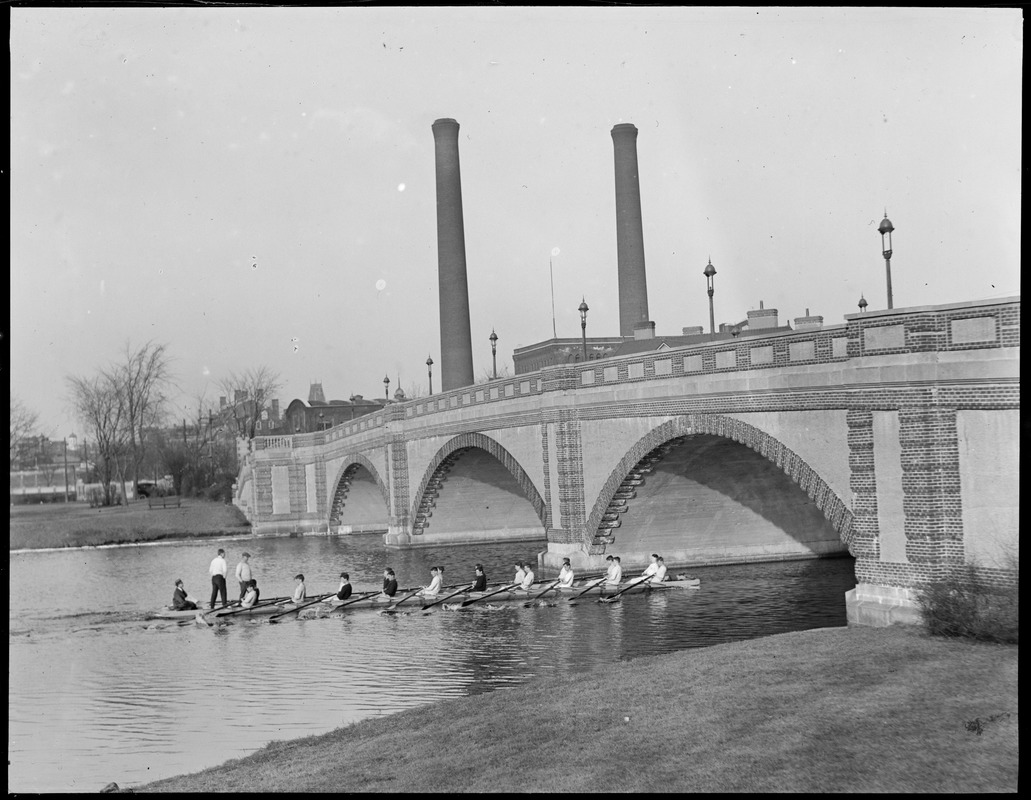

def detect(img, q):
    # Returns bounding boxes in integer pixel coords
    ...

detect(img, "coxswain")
[172,579,198,610]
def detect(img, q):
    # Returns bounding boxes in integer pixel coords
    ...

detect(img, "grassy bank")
[137,625,1017,793]
[9,498,251,550]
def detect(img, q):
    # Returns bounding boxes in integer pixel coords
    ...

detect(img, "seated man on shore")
[241,579,260,608]
[172,579,198,610]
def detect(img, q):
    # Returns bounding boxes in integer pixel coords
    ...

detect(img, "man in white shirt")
[235,552,253,600]
[557,558,575,588]
[641,554,660,582]
[209,548,228,609]
[513,562,525,587]
[652,556,668,585]
[519,562,535,591]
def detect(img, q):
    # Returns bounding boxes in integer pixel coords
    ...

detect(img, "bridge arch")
[327,453,390,527]
[585,413,856,555]
[411,432,547,528]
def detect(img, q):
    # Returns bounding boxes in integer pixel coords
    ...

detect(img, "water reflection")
[9,535,854,793]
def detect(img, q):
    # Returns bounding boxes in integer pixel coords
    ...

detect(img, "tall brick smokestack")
[611,123,650,337]
[432,118,475,391]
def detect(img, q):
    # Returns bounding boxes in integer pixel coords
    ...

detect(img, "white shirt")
[642,561,659,579]
[557,565,574,588]
[652,563,668,584]
[513,567,525,585]
[209,555,227,578]
[241,587,258,607]
[610,563,623,585]
[422,573,443,595]
[292,583,306,603]
[236,560,252,583]
[520,569,535,590]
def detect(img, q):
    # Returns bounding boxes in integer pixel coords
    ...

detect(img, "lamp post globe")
[878,212,895,310]
[426,355,434,395]
[578,299,589,361]
[383,375,390,400]
[703,258,717,336]
[489,330,499,379]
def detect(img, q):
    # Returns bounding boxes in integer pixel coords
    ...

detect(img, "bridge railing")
[251,297,1018,452]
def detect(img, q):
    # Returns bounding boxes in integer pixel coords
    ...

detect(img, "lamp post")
[426,355,434,395]
[578,299,589,361]
[489,330,498,379]
[858,295,868,313]
[383,375,390,400]
[878,212,895,310]
[703,258,717,337]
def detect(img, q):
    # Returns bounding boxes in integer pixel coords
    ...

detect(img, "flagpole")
[549,258,557,339]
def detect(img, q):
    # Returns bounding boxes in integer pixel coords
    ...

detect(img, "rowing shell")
[319,578,701,611]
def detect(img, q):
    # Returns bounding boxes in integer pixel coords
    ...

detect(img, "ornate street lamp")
[858,294,868,313]
[489,330,498,379]
[426,355,434,395]
[879,212,895,310]
[703,258,717,337]
[578,298,589,361]
[383,375,390,400]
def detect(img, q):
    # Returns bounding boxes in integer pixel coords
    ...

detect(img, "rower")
[604,555,623,586]
[241,579,260,608]
[376,568,399,602]
[651,556,668,585]
[519,562,535,591]
[470,564,488,593]
[641,554,660,582]
[417,566,443,598]
[330,572,352,602]
[512,562,526,587]
[556,558,575,588]
[291,574,306,604]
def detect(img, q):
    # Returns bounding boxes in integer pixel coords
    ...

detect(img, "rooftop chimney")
[611,123,650,337]
[432,118,475,392]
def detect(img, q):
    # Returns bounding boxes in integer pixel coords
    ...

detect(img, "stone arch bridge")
[235,298,1019,625]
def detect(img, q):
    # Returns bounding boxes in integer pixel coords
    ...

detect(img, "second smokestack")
[432,118,475,391]
[611,123,650,337]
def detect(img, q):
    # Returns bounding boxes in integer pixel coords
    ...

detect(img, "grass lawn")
[9,498,250,550]
[137,625,1017,793]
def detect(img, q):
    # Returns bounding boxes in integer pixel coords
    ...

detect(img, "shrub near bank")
[9,498,251,550]
[918,559,1019,644]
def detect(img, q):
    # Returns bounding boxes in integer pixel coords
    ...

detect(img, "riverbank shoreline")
[133,625,1018,793]
[8,498,252,551]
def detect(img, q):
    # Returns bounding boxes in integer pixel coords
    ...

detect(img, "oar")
[460,582,521,608]
[384,586,425,612]
[326,590,380,610]
[216,596,291,617]
[268,592,335,623]
[599,574,654,603]
[523,579,562,607]
[421,583,475,611]
[567,577,607,603]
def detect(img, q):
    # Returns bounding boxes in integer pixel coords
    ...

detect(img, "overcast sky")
[10,7,1022,439]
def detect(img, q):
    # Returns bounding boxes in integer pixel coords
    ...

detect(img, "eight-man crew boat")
[150,575,701,620]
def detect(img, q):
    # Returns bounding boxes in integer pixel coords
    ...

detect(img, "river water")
[8,534,856,793]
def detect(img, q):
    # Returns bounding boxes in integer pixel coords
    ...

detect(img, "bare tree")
[10,393,39,468]
[216,367,282,440]
[113,341,172,495]
[66,373,129,506]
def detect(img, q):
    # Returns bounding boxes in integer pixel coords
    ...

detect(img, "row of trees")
[61,342,281,506]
